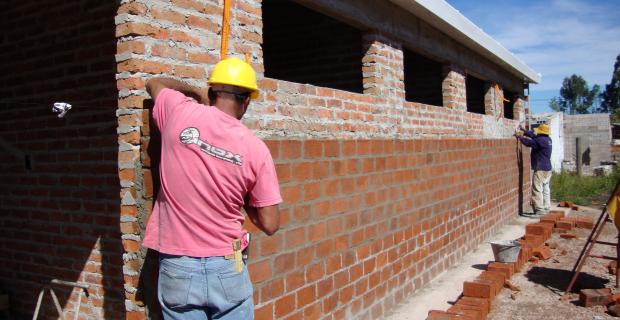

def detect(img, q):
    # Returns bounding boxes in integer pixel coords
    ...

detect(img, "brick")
[447,305,483,320]
[523,234,544,247]
[456,296,491,315]
[477,271,505,293]
[556,219,575,230]
[463,279,496,299]
[575,216,594,229]
[427,310,474,320]
[525,223,552,240]
[579,288,612,307]
[560,233,577,239]
[532,245,552,260]
[539,215,560,225]
[549,210,566,216]
[487,262,514,279]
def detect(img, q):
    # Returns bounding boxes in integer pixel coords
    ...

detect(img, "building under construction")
[0,0,540,318]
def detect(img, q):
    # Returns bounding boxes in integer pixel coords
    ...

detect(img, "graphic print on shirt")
[179,127,243,166]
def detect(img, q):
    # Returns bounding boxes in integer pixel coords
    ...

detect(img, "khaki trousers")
[532,170,552,213]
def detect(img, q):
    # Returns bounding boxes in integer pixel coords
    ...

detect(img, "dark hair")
[208,88,249,104]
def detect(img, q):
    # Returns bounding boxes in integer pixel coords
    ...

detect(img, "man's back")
[143,88,281,257]
[530,134,552,171]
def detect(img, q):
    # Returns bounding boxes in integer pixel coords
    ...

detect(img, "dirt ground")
[488,204,619,320]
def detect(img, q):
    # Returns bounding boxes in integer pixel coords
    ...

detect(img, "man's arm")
[244,204,280,236]
[145,77,208,104]
[518,136,536,148]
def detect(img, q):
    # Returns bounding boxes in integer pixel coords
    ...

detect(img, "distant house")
[531,112,613,174]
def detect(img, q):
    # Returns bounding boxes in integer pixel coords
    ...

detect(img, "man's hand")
[146,77,208,104]
[244,204,280,236]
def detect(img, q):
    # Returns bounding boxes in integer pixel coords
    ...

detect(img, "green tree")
[555,74,600,114]
[549,97,563,112]
[601,54,620,121]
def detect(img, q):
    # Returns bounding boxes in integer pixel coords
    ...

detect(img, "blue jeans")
[158,254,254,320]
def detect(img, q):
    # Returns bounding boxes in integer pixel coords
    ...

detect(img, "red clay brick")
[549,209,567,216]
[580,288,612,307]
[560,233,577,239]
[477,271,505,293]
[556,219,575,230]
[575,216,594,229]
[525,223,552,240]
[447,305,482,320]
[487,262,514,279]
[463,279,496,299]
[427,310,474,320]
[523,234,544,247]
[456,296,491,315]
[533,245,552,260]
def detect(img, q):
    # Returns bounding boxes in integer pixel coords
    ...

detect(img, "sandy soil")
[489,204,619,320]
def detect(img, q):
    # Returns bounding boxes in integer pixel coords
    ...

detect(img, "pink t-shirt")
[143,88,282,257]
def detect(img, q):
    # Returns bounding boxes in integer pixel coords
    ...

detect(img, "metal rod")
[592,240,618,246]
[50,279,89,290]
[49,288,63,318]
[32,288,46,320]
[586,254,617,260]
[565,179,620,294]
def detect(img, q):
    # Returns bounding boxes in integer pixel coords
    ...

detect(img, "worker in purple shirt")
[517,123,553,216]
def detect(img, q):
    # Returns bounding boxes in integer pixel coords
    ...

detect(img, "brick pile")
[426,208,595,319]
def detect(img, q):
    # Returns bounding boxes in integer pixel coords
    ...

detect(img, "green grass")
[551,168,619,206]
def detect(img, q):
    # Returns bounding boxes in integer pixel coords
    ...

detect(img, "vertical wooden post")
[576,137,582,176]
[220,0,232,60]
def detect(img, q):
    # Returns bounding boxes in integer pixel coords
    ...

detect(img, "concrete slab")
[385,213,539,320]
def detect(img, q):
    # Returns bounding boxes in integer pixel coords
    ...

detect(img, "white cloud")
[448,0,620,91]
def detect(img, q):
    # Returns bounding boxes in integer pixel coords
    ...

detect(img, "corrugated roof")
[389,0,541,84]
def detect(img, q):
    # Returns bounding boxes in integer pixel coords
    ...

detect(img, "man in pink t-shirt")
[143,57,281,320]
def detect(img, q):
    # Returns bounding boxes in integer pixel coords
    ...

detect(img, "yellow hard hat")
[208,57,259,99]
[535,124,550,135]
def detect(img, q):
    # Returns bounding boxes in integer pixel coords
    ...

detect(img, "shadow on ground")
[525,266,609,294]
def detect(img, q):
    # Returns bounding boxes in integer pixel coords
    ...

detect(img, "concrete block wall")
[0,1,125,318]
[563,114,612,173]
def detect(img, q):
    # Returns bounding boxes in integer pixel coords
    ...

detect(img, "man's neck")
[214,102,242,120]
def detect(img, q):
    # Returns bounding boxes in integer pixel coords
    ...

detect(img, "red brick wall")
[0,1,123,318]
[113,0,531,319]
[250,139,528,319]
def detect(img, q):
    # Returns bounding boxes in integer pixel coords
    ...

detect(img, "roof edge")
[389,0,541,84]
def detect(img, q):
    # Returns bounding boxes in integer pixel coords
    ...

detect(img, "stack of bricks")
[425,209,596,319]
[426,259,519,319]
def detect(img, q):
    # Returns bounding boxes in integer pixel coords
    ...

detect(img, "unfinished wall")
[563,114,612,173]
[114,0,534,319]
[0,1,124,318]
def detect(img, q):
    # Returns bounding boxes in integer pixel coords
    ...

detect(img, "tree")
[549,74,600,114]
[601,54,620,121]
[549,97,563,112]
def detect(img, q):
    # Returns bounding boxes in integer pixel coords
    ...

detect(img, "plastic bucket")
[490,240,521,263]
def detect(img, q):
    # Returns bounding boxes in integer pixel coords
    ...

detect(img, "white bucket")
[490,240,521,263]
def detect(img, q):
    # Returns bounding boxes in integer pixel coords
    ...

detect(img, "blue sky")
[446,0,620,113]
